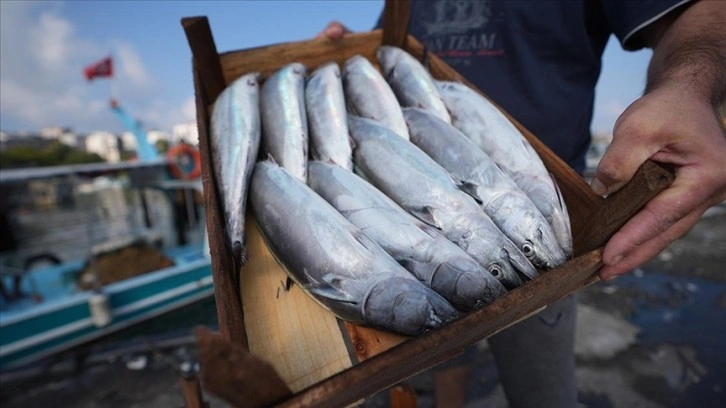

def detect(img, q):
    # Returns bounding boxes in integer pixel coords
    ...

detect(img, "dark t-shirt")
[378,0,690,172]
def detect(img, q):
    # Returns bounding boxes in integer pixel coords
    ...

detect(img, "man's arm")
[592,0,726,279]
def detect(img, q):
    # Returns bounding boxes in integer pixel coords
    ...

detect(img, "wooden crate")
[182,1,673,406]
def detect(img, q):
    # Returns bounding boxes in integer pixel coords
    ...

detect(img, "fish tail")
[234,240,250,267]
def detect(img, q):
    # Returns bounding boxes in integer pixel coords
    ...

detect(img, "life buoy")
[167,144,201,180]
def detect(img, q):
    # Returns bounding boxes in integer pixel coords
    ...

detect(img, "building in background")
[85,131,121,163]
[172,122,198,146]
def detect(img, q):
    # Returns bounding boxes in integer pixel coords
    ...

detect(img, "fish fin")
[416,221,444,238]
[455,180,483,204]
[306,286,358,305]
[408,205,443,230]
[549,172,569,215]
[351,228,382,252]
[264,153,279,165]
[421,46,430,71]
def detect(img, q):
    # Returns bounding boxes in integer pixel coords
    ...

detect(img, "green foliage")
[0,140,104,169]
[155,139,170,154]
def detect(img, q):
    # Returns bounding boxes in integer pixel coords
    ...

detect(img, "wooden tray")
[182,1,673,406]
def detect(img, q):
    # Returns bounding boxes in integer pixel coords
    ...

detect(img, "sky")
[0,0,653,136]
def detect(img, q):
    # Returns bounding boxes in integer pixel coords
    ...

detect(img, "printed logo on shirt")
[416,0,504,65]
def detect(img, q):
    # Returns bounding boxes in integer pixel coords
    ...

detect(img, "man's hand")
[591,1,726,280]
[593,85,726,280]
[315,21,351,41]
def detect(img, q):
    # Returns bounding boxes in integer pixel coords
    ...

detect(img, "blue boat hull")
[0,256,213,370]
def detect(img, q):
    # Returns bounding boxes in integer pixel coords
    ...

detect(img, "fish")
[210,72,261,264]
[250,160,459,336]
[305,62,353,170]
[308,160,507,311]
[376,46,451,124]
[436,80,573,258]
[348,115,538,289]
[342,55,409,139]
[403,107,567,270]
[260,62,308,182]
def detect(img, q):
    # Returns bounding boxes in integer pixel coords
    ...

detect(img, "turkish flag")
[84,57,113,81]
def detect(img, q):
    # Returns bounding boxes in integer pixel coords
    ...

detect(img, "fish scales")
[377,46,451,124]
[403,107,566,270]
[250,160,458,336]
[308,161,507,311]
[260,62,309,182]
[210,72,261,263]
[342,55,409,140]
[348,115,538,288]
[305,62,353,170]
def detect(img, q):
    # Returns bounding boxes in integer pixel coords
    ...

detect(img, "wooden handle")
[573,160,675,255]
[382,0,412,48]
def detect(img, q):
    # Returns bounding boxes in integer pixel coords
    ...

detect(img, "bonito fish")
[260,62,308,182]
[377,46,451,124]
[348,116,537,289]
[308,161,507,311]
[210,72,261,263]
[436,81,573,258]
[250,160,459,336]
[342,55,409,139]
[305,62,353,170]
[403,108,566,270]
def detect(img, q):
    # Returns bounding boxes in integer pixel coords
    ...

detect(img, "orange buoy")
[167,144,201,180]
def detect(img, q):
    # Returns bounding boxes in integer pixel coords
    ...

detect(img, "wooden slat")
[342,323,407,362]
[182,17,227,106]
[382,0,412,48]
[190,65,248,348]
[182,14,249,347]
[219,31,385,84]
[276,250,604,408]
[240,213,354,393]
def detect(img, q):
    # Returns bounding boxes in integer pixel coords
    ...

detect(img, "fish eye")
[522,241,534,256]
[490,264,501,277]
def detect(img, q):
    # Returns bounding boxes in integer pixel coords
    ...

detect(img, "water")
[617,272,726,407]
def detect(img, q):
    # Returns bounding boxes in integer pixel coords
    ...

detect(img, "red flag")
[84,57,113,81]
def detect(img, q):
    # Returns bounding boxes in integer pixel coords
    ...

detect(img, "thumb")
[316,21,350,41]
[590,102,660,196]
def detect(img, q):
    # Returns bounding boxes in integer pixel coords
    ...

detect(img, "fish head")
[430,257,507,311]
[507,209,568,270]
[519,226,567,271]
[363,277,459,336]
[486,248,525,290]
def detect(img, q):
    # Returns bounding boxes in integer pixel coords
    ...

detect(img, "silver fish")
[436,80,573,258]
[342,55,409,139]
[377,46,451,124]
[250,160,459,336]
[210,72,261,263]
[260,62,308,182]
[348,115,537,289]
[305,62,353,170]
[308,161,507,311]
[403,107,566,270]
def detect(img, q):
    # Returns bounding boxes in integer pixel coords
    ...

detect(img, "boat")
[0,159,213,370]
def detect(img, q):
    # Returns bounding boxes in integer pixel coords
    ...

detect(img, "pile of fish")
[210,46,572,337]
